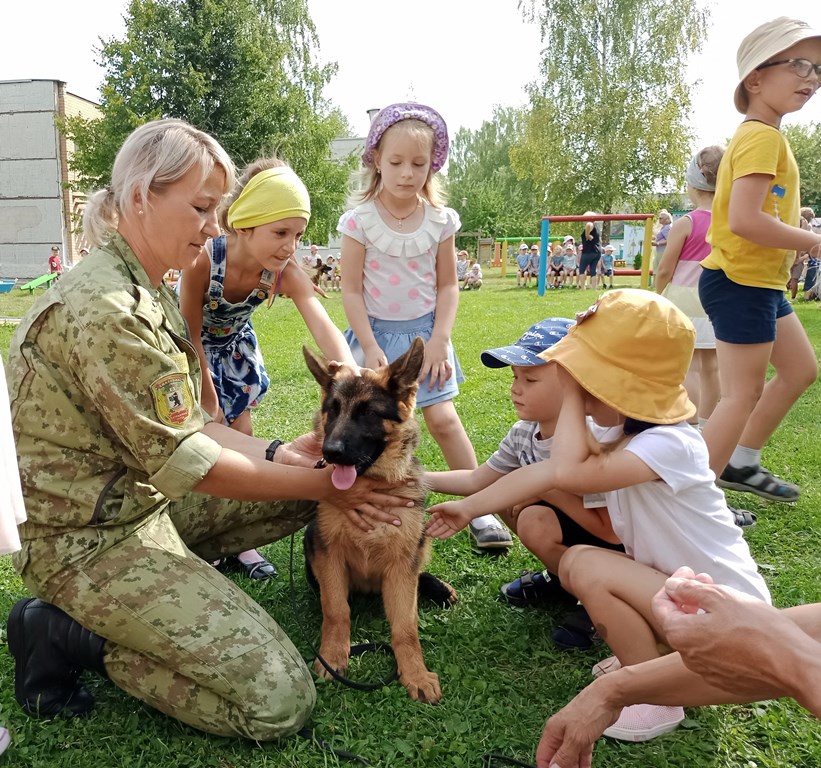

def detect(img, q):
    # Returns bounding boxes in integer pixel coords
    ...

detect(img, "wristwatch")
[265,439,284,462]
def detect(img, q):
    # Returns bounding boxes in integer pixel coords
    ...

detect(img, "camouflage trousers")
[14,493,318,740]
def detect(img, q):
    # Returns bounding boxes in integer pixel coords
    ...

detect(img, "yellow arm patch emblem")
[150,373,194,427]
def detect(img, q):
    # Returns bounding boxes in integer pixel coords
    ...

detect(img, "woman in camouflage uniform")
[5,119,410,741]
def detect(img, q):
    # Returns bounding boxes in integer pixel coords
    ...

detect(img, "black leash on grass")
[287,532,399,690]
[482,755,536,768]
[287,530,535,768]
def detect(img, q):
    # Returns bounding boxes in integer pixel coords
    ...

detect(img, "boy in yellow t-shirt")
[699,18,821,503]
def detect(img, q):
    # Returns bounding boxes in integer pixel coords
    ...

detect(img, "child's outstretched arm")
[425,463,504,496]
[426,461,555,538]
[424,235,460,390]
[729,174,821,254]
[654,215,692,293]
[281,259,356,365]
[340,234,387,369]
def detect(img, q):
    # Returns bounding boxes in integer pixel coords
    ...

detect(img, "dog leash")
[287,532,399,691]
[482,755,536,768]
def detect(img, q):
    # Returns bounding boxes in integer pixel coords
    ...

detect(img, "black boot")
[7,598,107,718]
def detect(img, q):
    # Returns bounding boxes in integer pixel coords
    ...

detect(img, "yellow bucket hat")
[227,166,311,229]
[538,289,696,424]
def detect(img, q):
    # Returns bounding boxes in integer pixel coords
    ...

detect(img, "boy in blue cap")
[426,318,623,644]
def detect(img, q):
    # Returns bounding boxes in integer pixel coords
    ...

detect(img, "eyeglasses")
[756,58,821,78]
[530,248,539,252]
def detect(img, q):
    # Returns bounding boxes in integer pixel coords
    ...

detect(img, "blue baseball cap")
[481,317,575,368]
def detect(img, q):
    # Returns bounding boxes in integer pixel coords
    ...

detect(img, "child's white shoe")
[603,704,685,742]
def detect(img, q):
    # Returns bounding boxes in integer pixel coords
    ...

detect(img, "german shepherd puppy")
[302,337,456,704]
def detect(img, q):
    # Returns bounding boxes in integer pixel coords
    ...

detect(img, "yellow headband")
[227,166,311,229]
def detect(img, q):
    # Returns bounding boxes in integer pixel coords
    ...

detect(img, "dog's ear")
[387,336,425,396]
[303,345,333,390]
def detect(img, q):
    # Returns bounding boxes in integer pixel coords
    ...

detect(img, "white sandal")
[591,655,622,678]
[0,727,10,756]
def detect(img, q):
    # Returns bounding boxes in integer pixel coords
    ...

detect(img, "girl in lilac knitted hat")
[338,103,513,552]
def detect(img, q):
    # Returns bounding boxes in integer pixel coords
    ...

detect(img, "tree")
[447,107,546,243]
[511,0,709,236]
[783,122,821,212]
[61,0,353,243]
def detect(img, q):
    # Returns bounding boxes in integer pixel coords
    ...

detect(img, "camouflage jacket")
[7,234,221,538]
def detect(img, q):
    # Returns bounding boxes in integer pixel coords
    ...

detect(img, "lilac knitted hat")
[362,103,449,173]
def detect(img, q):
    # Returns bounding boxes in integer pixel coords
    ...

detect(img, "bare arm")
[179,246,222,420]
[423,234,460,389]
[536,569,821,768]
[729,174,821,254]
[541,489,618,543]
[654,215,692,293]
[196,422,415,529]
[340,234,386,369]
[425,463,504,496]
[281,259,356,364]
[426,460,556,537]
[548,368,658,495]
[654,569,821,715]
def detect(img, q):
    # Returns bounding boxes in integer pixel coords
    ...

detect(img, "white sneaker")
[0,727,10,756]
[603,704,685,742]
[468,516,513,552]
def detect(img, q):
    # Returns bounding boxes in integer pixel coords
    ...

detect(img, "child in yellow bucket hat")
[427,289,771,742]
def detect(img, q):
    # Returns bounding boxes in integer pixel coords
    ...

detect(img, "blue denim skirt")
[344,312,464,407]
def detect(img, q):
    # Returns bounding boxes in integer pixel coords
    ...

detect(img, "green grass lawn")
[1,270,820,767]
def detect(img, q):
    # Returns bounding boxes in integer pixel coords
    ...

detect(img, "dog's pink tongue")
[331,464,357,490]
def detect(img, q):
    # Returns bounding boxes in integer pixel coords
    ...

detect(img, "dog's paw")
[402,670,442,704]
[418,572,458,608]
[314,650,349,681]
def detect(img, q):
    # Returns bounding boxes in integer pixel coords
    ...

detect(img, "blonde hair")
[801,206,815,223]
[583,212,597,241]
[657,209,672,223]
[695,145,724,187]
[350,119,446,208]
[83,119,235,247]
[219,156,288,233]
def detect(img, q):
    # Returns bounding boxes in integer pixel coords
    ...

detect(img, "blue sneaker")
[552,605,601,650]
[499,570,576,607]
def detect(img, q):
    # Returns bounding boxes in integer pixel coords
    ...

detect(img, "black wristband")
[265,439,284,462]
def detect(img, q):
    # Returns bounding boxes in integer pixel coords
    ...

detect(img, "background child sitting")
[462,261,483,290]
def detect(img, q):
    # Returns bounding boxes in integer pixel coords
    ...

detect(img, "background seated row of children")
[425,291,770,743]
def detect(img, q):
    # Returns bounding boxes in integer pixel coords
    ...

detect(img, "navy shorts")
[804,261,819,295]
[579,253,601,277]
[536,502,624,552]
[699,267,792,344]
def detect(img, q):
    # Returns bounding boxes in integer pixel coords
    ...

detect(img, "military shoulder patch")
[150,373,194,427]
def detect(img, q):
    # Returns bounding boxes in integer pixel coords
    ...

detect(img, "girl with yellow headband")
[180,156,355,580]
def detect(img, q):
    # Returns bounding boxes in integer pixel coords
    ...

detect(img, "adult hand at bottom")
[535,677,620,768]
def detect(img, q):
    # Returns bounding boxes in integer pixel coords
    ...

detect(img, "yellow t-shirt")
[703,121,799,290]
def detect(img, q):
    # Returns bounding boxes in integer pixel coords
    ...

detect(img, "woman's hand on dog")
[321,473,416,531]
[274,432,325,468]
[425,500,472,538]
